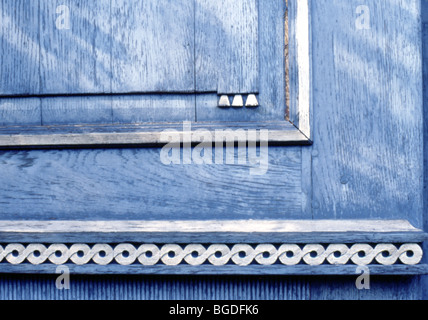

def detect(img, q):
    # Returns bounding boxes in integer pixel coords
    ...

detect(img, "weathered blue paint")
[0,1,39,95]
[0,0,425,299]
[0,146,303,220]
[311,0,423,228]
[197,0,286,122]
[195,0,259,94]
[0,274,421,300]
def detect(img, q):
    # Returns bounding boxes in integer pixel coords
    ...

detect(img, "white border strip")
[0,220,420,233]
[296,0,311,138]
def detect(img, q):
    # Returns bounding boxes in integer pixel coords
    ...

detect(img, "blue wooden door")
[0,0,426,300]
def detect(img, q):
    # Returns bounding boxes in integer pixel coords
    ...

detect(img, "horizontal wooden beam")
[0,121,311,149]
[0,220,424,243]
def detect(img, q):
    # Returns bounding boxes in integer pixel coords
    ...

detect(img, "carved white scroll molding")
[0,243,422,267]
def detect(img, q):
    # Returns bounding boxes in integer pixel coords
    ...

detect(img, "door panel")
[0,0,271,125]
[40,0,111,94]
[196,0,285,122]
[111,0,195,93]
[0,147,303,220]
[195,0,259,94]
[0,1,40,95]
[1,0,195,95]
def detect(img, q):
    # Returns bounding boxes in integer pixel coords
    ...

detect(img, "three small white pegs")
[218,94,259,108]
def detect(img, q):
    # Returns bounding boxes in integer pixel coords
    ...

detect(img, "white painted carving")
[245,94,259,107]
[0,243,423,266]
[232,95,244,108]
[218,95,231,108]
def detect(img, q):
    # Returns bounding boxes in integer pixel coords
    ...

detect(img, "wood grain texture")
[41,96,112,125]
[0,219,419,234]
[311,0,423,227]
[0,121,300,134]
[195,0,259,94]
[0,147,303,220]
[0,121,309,148]
[0,264,426,276]
[196,0,286,122]
[423,0,428,23]
[422,4,428,300]
[0,0,40,95]
[112,94,195,124]
[0,98,41,126]
[0,220,423,243]
[2,0,195,94]
[40,0,111,94]
[0,232,424,245]
[111,0,194,93]
[288,0,311,138]
[0,273,422,300]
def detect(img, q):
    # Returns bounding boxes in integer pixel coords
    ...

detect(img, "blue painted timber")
[0,0,425,299]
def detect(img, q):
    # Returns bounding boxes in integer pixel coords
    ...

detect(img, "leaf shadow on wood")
[311,0,423,226]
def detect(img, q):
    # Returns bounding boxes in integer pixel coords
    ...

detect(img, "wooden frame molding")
[0,243,424,266]
[0,121,310,149]
[0,220,426,275]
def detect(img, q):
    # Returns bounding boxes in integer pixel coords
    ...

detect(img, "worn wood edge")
[0,220,424,243]
[0,264,426,276]
[0,121,298,133]
[0,232,424,244]
[0,123,310,148]
[0,220,421,233]
[295,0,311,138]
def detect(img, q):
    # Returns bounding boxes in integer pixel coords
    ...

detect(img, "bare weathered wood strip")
[0,121,299,134]
[0,130,308,148]
[196,0,287,122]
[0,231,424,244]
[255,0,288,120]
[0,220,423,243]
[0,219,420,233]
[0,119,309,148]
